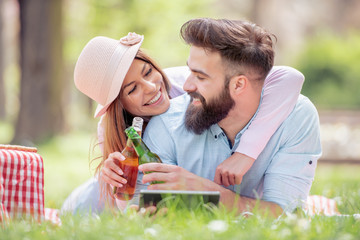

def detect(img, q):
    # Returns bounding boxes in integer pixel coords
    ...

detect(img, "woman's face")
[120,59,170,117]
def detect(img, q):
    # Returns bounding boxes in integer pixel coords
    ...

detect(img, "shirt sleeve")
[235,66,305,159]
[261,97,322,212]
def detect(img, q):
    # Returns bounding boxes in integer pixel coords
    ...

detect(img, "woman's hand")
[101,152,128,188]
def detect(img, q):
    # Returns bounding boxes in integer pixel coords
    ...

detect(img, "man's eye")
[128,85,137,95]
[196,75,205,80]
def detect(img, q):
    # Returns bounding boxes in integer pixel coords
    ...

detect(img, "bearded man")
[136,18,322,216]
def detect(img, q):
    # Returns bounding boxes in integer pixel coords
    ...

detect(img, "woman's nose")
[143,79,157,93]
[183,74,196,93]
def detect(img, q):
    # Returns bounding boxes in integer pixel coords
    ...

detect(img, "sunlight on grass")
[311,164,360,197]
[1,204,360,239]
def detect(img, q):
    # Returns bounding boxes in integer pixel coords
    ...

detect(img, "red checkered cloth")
[0,145,44,222]
[306,195,340,216]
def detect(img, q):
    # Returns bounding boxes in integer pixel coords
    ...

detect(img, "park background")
[0,0,359,211]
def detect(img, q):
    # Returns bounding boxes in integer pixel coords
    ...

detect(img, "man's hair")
[180,18,275,81]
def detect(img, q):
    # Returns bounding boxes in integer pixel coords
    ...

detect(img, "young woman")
[62,32,304,214]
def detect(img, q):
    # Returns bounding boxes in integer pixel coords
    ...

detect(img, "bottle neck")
[126,138,133,148]
[131,138,149,158]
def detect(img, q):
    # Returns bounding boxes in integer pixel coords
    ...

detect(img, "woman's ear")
[230,75,247,96]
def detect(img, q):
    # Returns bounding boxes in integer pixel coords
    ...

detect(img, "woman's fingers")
[101,170,126,187]
[104,158,123,176]
[105,152,126,174]
[101,151,128,187]
[108,152,125,161]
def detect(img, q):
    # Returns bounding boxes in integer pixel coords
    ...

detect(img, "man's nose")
[183,74,196,93]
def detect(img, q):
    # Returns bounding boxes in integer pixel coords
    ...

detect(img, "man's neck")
[218,94,261,146]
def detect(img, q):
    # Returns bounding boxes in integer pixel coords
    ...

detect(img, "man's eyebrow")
[186,61,210,78]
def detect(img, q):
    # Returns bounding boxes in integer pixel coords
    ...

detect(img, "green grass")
[1,202,360,240]
[1,131,360,239]
[38,131,101,208]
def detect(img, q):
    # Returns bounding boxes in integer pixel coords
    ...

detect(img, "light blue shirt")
[143,93,322,212]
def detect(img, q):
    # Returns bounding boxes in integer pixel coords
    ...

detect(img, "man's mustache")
[187,92,206,106]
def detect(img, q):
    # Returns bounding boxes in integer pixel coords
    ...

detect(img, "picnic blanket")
[0,144,44,222]
[305,195,340,216]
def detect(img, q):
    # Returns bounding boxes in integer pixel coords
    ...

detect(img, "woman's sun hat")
[74,32,144,118]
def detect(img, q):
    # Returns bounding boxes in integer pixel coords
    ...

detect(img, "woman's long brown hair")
[94,49,171,207]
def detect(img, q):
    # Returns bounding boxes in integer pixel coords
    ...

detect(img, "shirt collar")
[190,89,264,141]
[210,124,224,139]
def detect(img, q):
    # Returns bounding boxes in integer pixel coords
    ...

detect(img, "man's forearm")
[201,177,283,217]
[139,163,283,216]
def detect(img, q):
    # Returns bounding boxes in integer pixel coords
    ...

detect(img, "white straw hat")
[74,33,144,117]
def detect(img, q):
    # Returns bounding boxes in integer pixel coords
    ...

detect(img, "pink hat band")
[74,33,144,117]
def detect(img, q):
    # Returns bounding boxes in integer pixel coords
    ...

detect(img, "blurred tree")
[0,0,5,120]
[13,0,64,144]
[297,32,360,109]
[249,0,266,23]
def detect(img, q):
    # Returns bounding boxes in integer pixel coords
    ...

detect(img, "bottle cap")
[132,117,144,133]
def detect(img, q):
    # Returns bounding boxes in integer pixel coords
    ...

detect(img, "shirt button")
[214,135,218,139]
[309,160,312,165]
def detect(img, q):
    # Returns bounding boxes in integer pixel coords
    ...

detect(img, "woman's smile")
[145,90,163,106]
[121,59,170,116]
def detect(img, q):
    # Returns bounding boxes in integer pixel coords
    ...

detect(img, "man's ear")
[229,75,247,96]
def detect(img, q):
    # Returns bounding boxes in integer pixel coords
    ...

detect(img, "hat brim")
[93,37,143,118]
[94,103,109,118]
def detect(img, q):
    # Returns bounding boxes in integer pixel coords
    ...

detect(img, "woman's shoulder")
[150,94,189,128]
[164,66,190,98]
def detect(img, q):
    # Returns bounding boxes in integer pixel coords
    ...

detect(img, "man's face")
[183,46,235,134]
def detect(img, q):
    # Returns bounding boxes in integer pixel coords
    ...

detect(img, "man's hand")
[214,152,255,187]
[138,163,214,191]
[101,152,128,188]
[138,162,282,217]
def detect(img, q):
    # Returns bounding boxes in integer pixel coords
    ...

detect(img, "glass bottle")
[125,126,164,184]
[113,117,144,200]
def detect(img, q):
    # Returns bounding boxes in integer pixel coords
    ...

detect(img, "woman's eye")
[145,67,152,77]
[128,85,137,95]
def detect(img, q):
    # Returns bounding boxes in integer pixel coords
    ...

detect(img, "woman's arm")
[214,66,304,186]
[236,66,304,159]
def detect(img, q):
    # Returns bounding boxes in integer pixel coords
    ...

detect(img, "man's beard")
[185,85,235,135]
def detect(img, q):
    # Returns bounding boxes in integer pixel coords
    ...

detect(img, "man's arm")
[138,163,283,216]
[261,96,322,212]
